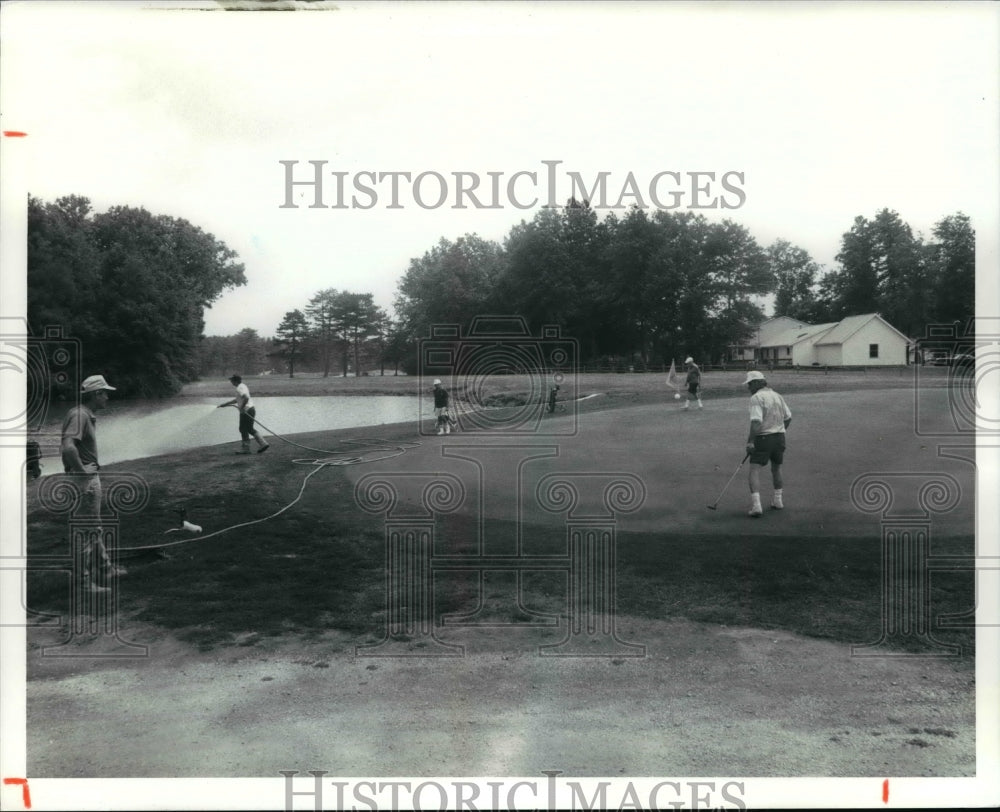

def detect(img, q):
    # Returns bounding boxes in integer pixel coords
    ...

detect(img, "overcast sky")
[2,0,998,338]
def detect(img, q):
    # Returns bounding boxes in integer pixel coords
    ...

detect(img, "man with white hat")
[682,356,703,410]
[60,374,126,592]
[744,370,792,517]
[432,378,451,435]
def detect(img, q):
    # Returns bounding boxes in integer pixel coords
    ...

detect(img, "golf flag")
[666,360,681,391]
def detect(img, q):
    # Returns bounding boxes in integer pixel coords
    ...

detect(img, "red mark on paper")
[882,778,889,804]
[3,131,28,137]
[3,778,31,808]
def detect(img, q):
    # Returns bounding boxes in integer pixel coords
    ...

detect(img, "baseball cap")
[433,379,442,385]
[81,374,116,393]
[744,370,766,384]
[684,357,694,364]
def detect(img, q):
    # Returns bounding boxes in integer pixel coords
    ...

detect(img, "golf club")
[707,452,750,510]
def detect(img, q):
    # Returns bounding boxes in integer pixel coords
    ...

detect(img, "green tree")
[926,212,974,327]
[768,239,821,320]
[498,199,607,357]
[304,288,343,377]
[27,195,246,397]
[330,292,382,377]
[831,209,926,335]
[274,309,310,377]
[231,328,267,375]
[394,234,505,339]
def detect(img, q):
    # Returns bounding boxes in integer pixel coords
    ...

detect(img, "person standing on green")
[60,374,127,593]
[682,356,703,410]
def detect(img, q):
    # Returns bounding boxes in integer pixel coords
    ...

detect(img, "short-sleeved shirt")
[749,387,792,435]
[686,365,701,385]
[61,405,99,468]
[235,382,254,411]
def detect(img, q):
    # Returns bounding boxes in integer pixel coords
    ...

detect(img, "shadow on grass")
[27,488,975,660]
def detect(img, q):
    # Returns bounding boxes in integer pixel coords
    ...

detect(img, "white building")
[812,313,911,366]
[729,316,810,364]
[740,312,912,367]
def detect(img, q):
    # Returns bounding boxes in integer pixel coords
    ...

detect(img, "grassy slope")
[26,369,974,661]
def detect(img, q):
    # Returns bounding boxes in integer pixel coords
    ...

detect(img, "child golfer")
[682,356,703,410]
[432,379,452,435]
[218,374,270,454]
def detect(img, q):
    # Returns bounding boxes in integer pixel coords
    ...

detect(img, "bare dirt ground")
[27,615,974,779]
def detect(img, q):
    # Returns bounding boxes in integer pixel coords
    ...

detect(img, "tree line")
[392,202,974,370]
[28,194,974,397]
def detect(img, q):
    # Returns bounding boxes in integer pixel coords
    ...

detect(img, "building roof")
[814,313,910,346]
[759,322,837,349]
[755,316,811,346]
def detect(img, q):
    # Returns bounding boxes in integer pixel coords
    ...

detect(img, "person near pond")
[218,374,270,454]
[60,374,127,593]
[548,383,560,414]
[432,378,452,435]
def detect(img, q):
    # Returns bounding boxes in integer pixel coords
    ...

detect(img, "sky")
[1,1,997,339]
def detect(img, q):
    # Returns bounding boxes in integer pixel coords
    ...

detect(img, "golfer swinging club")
[218,374,270,454]
[744,370,791,517]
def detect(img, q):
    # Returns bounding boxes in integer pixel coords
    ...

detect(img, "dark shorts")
[239,407,257,437]
[750,432,785,465]
[687,382,700,396]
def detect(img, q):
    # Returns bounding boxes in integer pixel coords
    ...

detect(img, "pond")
[35,395,424,469]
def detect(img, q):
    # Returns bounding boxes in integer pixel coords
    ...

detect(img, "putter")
[707,452,750,510]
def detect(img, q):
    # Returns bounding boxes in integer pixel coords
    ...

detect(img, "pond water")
[36,395,423,469]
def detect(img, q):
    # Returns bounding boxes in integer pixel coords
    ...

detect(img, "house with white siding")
[758,322,839,366]
[813,313,911,366]
[728,316,810,364]
[736,312,911,367]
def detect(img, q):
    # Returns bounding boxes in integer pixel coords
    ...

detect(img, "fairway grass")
[25,410,975,665]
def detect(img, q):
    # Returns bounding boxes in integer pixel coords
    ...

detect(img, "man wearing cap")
[744,370,792,517]
[432,378,451,435]
[682,356,703,410]
[218,374,269,454]
[61,374,126,593]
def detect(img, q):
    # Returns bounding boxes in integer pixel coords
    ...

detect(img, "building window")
[869,344,879,358]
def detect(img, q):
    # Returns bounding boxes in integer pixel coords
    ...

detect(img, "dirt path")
[27,615,974,779]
